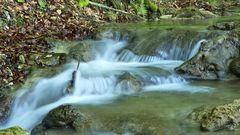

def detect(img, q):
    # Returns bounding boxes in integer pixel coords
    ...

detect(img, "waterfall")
[1,31,212,132]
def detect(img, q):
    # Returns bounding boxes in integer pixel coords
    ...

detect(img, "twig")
[76,58,81,70]
[88,1,145,20]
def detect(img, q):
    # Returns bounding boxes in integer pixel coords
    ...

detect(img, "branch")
[88,1,145,20]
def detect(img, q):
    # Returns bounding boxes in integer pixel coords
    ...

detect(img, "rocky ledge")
[176,22,240,80]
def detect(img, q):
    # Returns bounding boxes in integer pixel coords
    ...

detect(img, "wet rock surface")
[229,58,240,77]
[173,8,217,19]
[67,42,91,62]
[189,99,240,132]
[117,73,142,93]
[0,93,12,124]
[176,31,240,80]
[32,105,92,135]
[35,53,67,67]
[208,22,239,31]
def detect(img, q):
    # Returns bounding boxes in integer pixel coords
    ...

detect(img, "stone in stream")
[0,126,29,135]
[67,42,91,62]
[208,22,238,31]
[172,7,217,19]
[229,58,240,77]
[117,73,142,93]
[176,31,240,80]
[32,105,92,135]
[189,99,240,131]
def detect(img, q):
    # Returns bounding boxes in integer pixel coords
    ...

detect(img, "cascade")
[1,31,212,131]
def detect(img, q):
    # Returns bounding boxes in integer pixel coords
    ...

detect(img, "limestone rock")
[176,32,240,80]
[32,105,92,134]
[36,53,67,67]
[229,58,240,77]
[208,22,237,31]
[67,42,91,62]
[173,8,217,19]
[189,100,240,131]
[117,73,142,93]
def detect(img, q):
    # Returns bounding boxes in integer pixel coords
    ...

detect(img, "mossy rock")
[173,8,217,19]
[67,42,91,62]
[145,0,158,12]
[189,99,240,131]
[176,31,240,80]
[32,105,92,134]
[0,126,29,135]
[229,58,240,77]
[117,73,142,93]
[35,53,67,67]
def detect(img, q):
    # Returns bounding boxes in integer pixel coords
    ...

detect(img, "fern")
[130,0,147,16]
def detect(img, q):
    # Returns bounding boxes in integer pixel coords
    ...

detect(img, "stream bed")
[1,16,240,135]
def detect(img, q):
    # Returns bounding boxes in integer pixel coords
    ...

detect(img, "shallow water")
[44,79,240,135]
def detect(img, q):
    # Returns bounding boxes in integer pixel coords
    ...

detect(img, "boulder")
[189,100,240,131]
[32,105,91,134]
[229,58,240,77]
[173,8,217,19]
[176,32,240,80]
[0,126,28,135]
[117,73,142,93]
[67,42,91,62]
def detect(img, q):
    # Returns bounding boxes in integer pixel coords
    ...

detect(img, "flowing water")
[1,20,240,135]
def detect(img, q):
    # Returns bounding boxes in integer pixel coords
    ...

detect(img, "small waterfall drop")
[1,30,212,132]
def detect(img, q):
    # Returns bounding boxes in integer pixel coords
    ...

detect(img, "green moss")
[0,127,28,135]
[145,0,158,12]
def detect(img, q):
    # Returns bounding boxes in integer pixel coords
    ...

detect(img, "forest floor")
[0,0,239,92]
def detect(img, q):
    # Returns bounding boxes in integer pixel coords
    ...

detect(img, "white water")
[1,32,212,132]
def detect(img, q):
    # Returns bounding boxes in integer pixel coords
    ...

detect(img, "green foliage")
[207,0,218,4]
[37,0,47,8]
[16,0,25,3]
[109,0,124,10]
[78,0,89,8]
[145,0,158,12]
[130,0,147,16]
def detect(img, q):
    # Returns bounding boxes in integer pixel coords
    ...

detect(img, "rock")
[208,22,238,31]
[173,8,217,19]
[117,73,142,93]
[32,105,92,134]
[0,93,12,123]
[36,53,67,67]
[19,54,26,64]
[229,58,240,77]
[0,126,29,135]
[189,100,240,131]
[0,53,7,67]
[67,42,91,62]
[176,32,240,80]
[188,106,211,123]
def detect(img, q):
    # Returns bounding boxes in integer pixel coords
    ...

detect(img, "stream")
[1,18,240,135]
